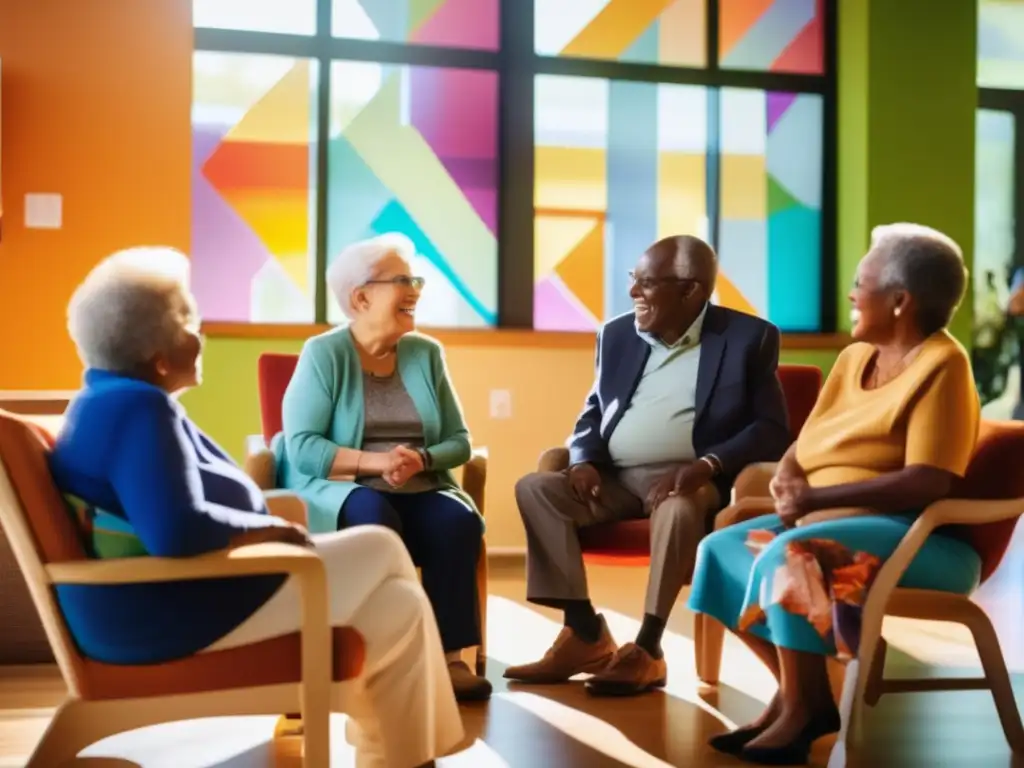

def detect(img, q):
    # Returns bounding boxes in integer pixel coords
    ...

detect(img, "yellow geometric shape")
[408,0,447,34]
[716,272,758,317]
[227,190,310,292]
[342,72,497,311]
[554,222,605,321]
[535,147,607,211]
[227,61,312,145]
[720,154,767,219]
[561,0,678,59]
[657,152,706,243]
[535,215,597,278]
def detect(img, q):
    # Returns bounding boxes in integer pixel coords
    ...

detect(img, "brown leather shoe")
[503,615,617,683]
[448,660,493,702]
[584,642,667,696]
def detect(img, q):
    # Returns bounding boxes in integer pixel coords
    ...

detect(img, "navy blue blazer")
[568,304,791,500]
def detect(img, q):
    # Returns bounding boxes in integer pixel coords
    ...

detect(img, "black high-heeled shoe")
[738,707,842,765]
[708,723,770,755]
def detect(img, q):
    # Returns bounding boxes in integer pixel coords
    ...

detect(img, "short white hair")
[67,246,195,373]
[871,223,968,335]
[327,233,416,319]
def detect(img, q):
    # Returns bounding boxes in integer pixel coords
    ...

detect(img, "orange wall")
[0,0,192,389]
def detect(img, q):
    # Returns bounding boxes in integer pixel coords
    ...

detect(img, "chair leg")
[962,601,1024,752]
[476,537,488,677]
[863,638,888,706]
[695,614,726,685]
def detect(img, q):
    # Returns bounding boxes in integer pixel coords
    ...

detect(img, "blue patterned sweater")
[48,370,286,664]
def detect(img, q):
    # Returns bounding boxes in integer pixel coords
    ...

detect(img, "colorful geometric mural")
[533,75,709,331]
[326,62,498,327]
[191,52,319,323]
[719,0,824,75]
[979,0,1024,89]
[535,0,706,68]
[718,89,823,331]
[333,0,500,50]
[193,0,317,35]
[534,76,823,332]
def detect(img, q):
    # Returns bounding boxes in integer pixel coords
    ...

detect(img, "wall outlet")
[489,389,512,419]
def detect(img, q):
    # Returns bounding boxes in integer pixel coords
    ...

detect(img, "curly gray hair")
[327,233,416,319]
[871,223,968,336]
[67,247,196,373]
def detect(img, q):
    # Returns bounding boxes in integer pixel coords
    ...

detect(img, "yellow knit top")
[796,330,980,489]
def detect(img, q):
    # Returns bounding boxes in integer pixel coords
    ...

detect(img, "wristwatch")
[416,448,433,471]
[699,454,722,476]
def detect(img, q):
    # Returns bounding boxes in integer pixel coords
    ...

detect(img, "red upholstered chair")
[0,409,361,767]
[698,421,1024,762]
[535,364,824,565]
[246,352,490,675]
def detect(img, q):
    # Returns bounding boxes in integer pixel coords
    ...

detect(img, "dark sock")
[635,613,666,659]
[563,600,601,643]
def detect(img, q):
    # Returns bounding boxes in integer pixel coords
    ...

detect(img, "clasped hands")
[769,465,813,527]
[380,444,425,488]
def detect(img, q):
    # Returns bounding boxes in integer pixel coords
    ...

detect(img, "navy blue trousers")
[340,487,483,652]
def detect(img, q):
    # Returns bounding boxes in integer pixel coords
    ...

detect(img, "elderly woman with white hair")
[49,247,463,768]
[688,224,983,766]
[275,233,490,701]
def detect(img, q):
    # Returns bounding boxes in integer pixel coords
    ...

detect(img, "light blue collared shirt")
[607,305,707,468]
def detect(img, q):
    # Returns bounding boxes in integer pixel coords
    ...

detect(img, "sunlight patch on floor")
[501,691,675,768]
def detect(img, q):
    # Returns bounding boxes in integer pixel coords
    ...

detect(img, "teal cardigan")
[273,326,480,533]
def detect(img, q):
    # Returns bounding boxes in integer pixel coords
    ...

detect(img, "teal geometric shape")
[621,21,659,64]
[371,199,497,325]
[327,134,395,262]
[767,204,821,331]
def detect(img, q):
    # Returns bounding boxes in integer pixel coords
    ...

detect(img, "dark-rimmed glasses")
[364,276,426,290]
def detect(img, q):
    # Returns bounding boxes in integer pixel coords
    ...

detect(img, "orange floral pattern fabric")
[737,529,883,660]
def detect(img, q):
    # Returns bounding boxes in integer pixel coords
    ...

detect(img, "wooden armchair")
[695,420,1024,764]
[0,409,364,767]
[535,364,824,567]
[246,352,489,676]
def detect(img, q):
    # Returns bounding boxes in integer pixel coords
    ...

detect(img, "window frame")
[194,0,839,333]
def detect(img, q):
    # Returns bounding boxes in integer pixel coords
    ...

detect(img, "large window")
[193,0,835,331]
[974,0,1024,411]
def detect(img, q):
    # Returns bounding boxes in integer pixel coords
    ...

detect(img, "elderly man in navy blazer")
[506,235,791,696]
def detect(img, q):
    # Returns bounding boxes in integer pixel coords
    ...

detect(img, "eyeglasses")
[364,276,426,290]
[628,271,698,291]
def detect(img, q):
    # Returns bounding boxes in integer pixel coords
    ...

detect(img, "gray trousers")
[514,465,721,620]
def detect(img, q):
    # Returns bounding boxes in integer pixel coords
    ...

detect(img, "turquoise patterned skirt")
[687,513,982,657]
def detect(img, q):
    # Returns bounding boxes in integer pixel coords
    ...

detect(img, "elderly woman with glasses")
[277,233,491,701]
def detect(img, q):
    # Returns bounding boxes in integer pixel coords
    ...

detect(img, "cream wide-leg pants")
[205,525,464,768]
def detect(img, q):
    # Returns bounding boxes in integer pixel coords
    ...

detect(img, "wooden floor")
[3,545,1024,768]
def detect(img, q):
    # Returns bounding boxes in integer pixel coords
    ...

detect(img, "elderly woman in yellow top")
[688,223,981,766]
[276,233,490,701]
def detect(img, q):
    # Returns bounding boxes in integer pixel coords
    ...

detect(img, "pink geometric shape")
[410,0,499,51]
[191,124,272,322]
[409,66,498,234]
[767,91,798,133]
[533,276,597,332]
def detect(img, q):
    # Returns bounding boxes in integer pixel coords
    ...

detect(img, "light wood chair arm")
[244,447,278,491]
[731,462,778,502]
[538,447,569,473]
[714,497,777,530]
[45,543,324,586]
[265,491,309,527]
[463,447,488,515]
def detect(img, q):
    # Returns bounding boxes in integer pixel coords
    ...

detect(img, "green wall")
[837,0,978,343]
